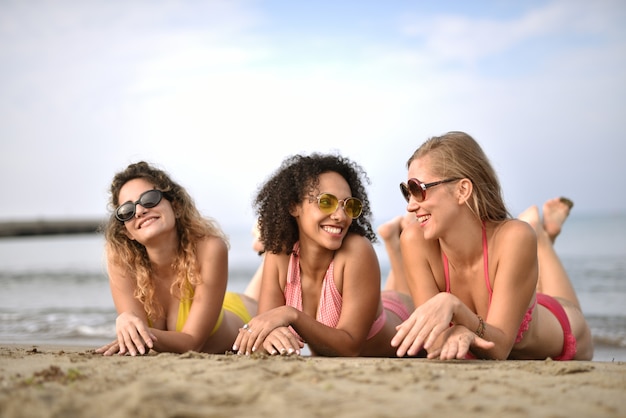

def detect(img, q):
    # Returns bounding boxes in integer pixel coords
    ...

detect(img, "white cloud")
[1,0,624,228]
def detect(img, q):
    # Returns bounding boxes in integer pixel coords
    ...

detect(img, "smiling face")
[117,178,177,245]
[291,171,354,251]
[406,155,460,240]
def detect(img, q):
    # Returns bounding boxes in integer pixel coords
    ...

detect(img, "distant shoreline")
[0,219,105,237]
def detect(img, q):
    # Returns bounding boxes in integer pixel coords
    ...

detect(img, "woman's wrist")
[474,315,485,338]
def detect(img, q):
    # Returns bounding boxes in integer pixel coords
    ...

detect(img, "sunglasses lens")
[115,190,164,222]
[344,198,363,219]
[115,203,135,222]
[317,193,339,214]
[407,179,425,202]
[139,190,163,208]
[399,183,410,202]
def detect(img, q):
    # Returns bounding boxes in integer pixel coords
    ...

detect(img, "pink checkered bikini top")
[284,242,385,341]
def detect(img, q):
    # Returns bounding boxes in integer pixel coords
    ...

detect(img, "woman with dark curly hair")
[233,153,414,357]
[95,161,257,356]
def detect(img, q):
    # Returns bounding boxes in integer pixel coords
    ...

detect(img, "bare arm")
[391,222,444,356]
[292,235,379,356]
[98,237,230,355]
[394,221,538,360]
[150,236,229,353]
[471,220,538,359]
[235,235,380,356]
[96,247,156,356]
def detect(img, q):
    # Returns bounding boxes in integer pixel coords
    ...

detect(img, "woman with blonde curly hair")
[96,161,257,356]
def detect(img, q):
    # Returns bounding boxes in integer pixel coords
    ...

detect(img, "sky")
[1,0,625,234]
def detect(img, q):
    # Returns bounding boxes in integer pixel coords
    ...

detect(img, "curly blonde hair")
[102,161,228,321]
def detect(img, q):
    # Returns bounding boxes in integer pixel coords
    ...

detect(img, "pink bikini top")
[442,225,535,343]
[284,242,385,342]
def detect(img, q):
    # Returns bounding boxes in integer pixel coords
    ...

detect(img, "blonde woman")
[391,132,593,360]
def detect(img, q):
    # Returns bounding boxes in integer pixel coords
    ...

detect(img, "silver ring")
[242,323,249,330]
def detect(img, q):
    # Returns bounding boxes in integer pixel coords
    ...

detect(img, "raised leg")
[518,201,580,308]
[378,213,414,295]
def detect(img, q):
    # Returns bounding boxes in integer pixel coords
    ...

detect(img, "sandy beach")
[1,344,625,418]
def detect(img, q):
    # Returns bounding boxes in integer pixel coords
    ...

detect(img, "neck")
[439,217,484,268]
[144,232,180,273]
[296,239,334,283]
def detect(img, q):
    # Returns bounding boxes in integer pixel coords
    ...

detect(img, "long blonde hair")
[407,131,511,222]
[102,161,228,320]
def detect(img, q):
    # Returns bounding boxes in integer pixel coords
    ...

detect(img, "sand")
[1,344,625,418]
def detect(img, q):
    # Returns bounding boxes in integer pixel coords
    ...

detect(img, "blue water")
[0,212,624,361]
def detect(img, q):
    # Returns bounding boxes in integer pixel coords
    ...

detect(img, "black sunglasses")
[115,189,165,222]
[399,178,460,203]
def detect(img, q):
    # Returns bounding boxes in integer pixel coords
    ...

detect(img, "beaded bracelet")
[475,315,485,338]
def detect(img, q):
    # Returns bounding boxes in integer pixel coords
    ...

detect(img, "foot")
[378,213,414,241]
[518,204,542,231]
[543,197,573,243]
[251,223,265,254]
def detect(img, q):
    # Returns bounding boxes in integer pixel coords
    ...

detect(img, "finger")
[262,340,279,356]
[473,336,495,350]
[396,322,426,357]
[391,315,416,347]
[251,329,272,353]
[104,343,121,357]
[120,329,139,356]
[94,341,112,354]
[128,329,147,355]
[137,327,154,349]
[232,332,244,352]
[278,331,301,355]
[237,327,254,355]
[423,322,449,350]
[439,340,456,360]
[95,341,116,355]
[265,331,296,356]
[426,347,442,359]
[116,331,128,355]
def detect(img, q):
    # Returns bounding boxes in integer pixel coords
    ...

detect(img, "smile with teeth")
[139,217,157,228]
[417,215,431,223]
[322,225,342,234]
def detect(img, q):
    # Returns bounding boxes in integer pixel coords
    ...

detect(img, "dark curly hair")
[253,152,377,255]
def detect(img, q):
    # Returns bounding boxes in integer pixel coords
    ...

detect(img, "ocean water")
[0,212,624,362]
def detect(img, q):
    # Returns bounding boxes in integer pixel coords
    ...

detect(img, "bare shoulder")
[198,236,228,253]
[196,235,228,260]
[491,219,537,266]
[339,233,376,254]
[494,219,536,245]
[400,219,439,257]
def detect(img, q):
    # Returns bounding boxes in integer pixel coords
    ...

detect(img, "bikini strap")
[482,223,493,304]
[442,223,490,300]
[442,251,451,293]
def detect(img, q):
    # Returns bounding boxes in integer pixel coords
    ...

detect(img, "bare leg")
[244,225,264,300]
[244,256,264,299]
[543,197,573,243]
[378,213,413,295]
[518,204,581,308]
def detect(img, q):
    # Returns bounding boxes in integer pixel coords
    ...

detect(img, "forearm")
[290,312,363,357]
[452,306,512,360]
[150,328,203,354]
